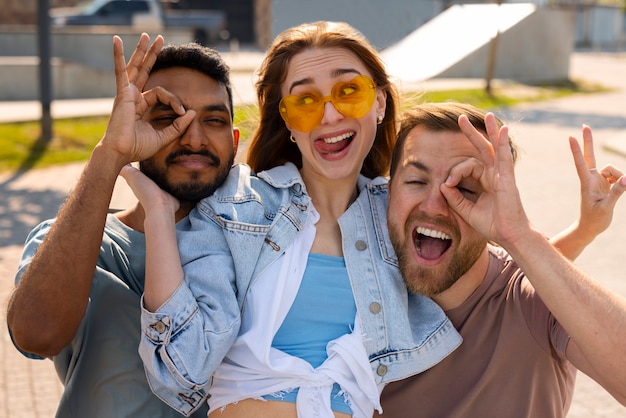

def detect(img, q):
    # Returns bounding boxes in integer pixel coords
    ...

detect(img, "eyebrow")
[288,68,362,93]
[405,159,431,174]
[150,102,230,115]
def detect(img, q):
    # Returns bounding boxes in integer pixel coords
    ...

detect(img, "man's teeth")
[416,226,451,240]
[323,132,352,144]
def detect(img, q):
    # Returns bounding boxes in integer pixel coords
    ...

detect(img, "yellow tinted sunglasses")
[279,75,376,133]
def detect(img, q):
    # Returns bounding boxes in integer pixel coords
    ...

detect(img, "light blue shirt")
[139,162,462,416]
[261,253,358,415]
[272,253,356,367]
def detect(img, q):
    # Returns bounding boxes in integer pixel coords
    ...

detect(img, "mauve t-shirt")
[378,245,576,418]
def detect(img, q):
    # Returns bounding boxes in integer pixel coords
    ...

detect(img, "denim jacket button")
[355,240,367,251]
[154,321,167,333]
[376,364,388,376]
[369,302,381,314]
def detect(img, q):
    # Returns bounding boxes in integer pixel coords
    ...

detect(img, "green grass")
[402,79,609,110]
[0,80,609,174]
[0,116,110,173]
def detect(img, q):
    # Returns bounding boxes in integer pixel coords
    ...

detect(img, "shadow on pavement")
[0,179,66,248]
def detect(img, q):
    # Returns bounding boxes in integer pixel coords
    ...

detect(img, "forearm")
[504,228,626,392]
[549,219,595,261]
[143,208,184,311]
[138,244,242,415]
[139,299,240,415]
[7,144,127,356]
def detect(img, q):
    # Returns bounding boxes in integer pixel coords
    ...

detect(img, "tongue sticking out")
[415,234,451,260]
[316,137,351,154]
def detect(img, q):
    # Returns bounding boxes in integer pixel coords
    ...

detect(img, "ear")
[376,88,387,119]
[232,127,241,157]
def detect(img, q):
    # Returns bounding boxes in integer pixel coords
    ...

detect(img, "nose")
[420,185,450,217]
[179,119,207,151]
[320,98,344,125]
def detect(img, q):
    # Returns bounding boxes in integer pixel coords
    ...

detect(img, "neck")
[300,171,359,218]
[432,246,490,311]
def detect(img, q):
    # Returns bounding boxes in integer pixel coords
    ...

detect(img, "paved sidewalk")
[1,51,626,417]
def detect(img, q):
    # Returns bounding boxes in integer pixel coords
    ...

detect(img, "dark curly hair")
[150,42,234,121]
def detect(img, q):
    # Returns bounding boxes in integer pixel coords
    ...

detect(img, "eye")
[335,76,373,100]
[403,176,427,186]
[150,114,177,128]
[296,93,319,107]
[338,84,358,97]
[457,185,480,203]
[203,116,228,126]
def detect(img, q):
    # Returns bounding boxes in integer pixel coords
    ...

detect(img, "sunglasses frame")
[279,75,377,133]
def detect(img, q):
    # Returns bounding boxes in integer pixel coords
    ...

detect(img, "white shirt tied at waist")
[208,209,383,417]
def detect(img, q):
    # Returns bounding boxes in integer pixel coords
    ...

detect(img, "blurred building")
[1,0,623,49]
[0,0,623,101]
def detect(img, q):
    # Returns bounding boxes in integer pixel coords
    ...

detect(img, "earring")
[290,135,297,143]
[377,115,383,125]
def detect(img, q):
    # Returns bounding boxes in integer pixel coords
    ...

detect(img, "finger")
[599,164,625,184]
[458,114,495,167]
[568,136,592,183]
[493,124,514,181]
[604,175,626,212]
[119,164,153,203]
[113,36,130,94]
[582,125,598,170]
[159,110,196,144]
[135,35,164,91]
[119,164,142,187]
[445,157,484,188]
[484,112,500,144]
[441,181,474,221]
[439,180,476,229]
[142,86,186,115]
[119,163,158,197]
[126,33,151,83]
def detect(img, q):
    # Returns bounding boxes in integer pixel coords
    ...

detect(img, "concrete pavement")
[1,50,626,417]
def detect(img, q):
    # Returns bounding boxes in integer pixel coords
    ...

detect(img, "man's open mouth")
[413,226,452,260]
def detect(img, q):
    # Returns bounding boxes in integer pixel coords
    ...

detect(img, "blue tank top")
[263,253,357,413]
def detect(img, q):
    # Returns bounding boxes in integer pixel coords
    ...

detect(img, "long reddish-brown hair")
[247,21,399,178]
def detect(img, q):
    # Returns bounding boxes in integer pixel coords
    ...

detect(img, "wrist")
[499,224,546,259]
[91,141,132,174]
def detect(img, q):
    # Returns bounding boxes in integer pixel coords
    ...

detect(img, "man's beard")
[389,216,486,297]
[140,149,233,203]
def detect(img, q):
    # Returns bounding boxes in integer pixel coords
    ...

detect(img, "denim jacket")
[139,163,462,416]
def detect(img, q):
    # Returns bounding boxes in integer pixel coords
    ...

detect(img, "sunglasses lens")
[279,75,376,133]
[279,94,323,133]
[332,75,376,120]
